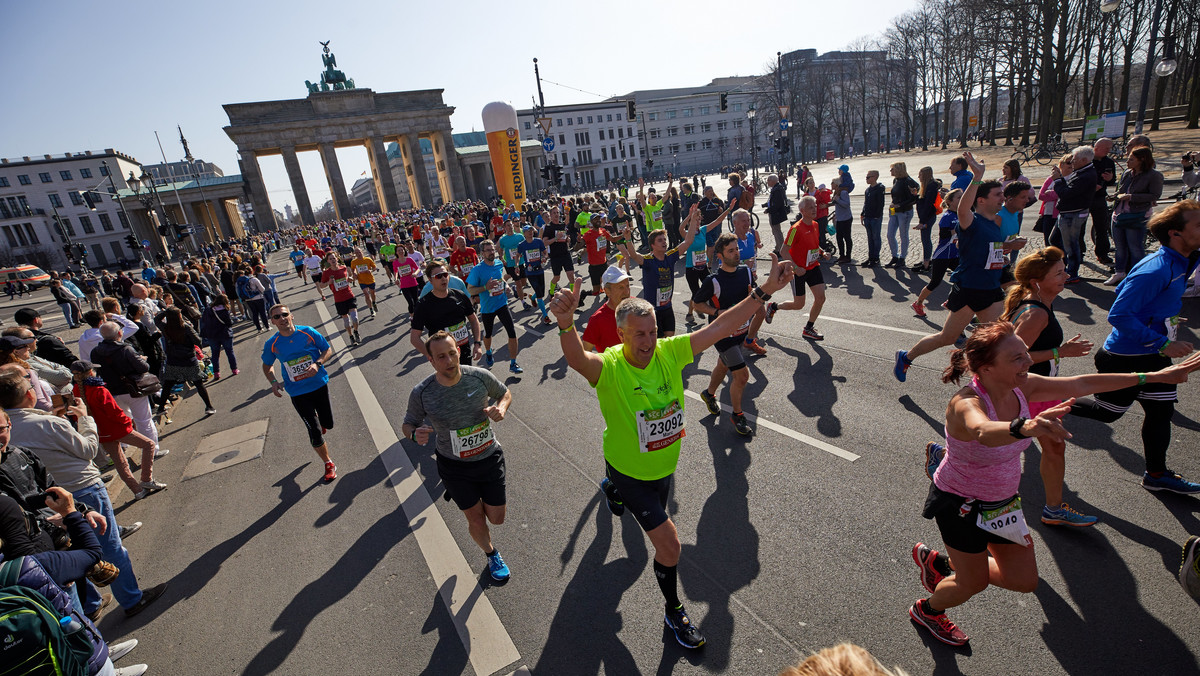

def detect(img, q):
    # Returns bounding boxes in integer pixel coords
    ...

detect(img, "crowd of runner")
[3,137,1200,674]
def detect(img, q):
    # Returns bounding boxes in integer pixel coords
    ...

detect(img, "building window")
[556,118,563,127]
[98,213,114,231]
[686,143,697,152]
[524,121,531,130]
[601,147,608,161]
[587,116,593,124]
[616,113,622,121]
[668,144,680,154]
[39,173,52,183]
[117,211,130,229]
[683,109,692,117]
[666,127,678,137]
[701,140,714,149]
[732,103,743,112]
[628,144,634,157]
[648,112,657,121]
[59,218,75,237]
[607,114,613,122]
[59,170,72,181]
[558,134,565,145]
[651,147,663,156]
[666,110,676,119]
[618,128,624,139]
[574,131,591,145]
[13,224,28,246]
[701,123,712,133]
[79,168,92,179]
[649,129,661,139]
[17,174,31,185]
[98,164,109,176]
[733,120,744,129]
[700,106,711,115]
[80,215,94,234]
[561,152,568,165]
[69,191,84,206]
[16,196,29,216]
[48,193,63,208]
[577,117,582,124]
[0,201,9,219]
[567,118,572,126]
[1,226,17,247]
[611,145,618,158]
[717,121,728,131]
[0,177,7,187]
[683,125,695,135]
[110,242,123,260]
[23,223,39,245]
[599,129,605,140]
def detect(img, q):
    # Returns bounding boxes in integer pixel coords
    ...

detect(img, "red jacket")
[73,381,133,443]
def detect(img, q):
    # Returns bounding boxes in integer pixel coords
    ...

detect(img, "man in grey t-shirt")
[403,330,513,581]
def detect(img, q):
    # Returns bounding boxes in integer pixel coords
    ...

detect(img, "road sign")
[779,119,789,131]
[141,239,150,247]
[969,115,978,127]
[536,117,553,136]
[542,137,556,153]
[778,106,789,119]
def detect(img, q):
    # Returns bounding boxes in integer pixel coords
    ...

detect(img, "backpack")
[933,191,944,215]
[235,276,251,301]
[738,184,756,210]
[0,557,92,676]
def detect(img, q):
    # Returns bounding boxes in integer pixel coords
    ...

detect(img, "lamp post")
[99,160,142,262]
[747,105,758,184]
[1100,0,1177,134]
[48,202,80,272]
[127,169,173,261]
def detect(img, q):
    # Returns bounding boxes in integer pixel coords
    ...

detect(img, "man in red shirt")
[448,236,479,280]
[766,196,830,340]
[581,266,631,353]
[320,253,361,345]
[580,214,621,301]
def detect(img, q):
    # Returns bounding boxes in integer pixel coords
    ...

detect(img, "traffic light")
[645,158,654,169]
[626,100,636,120]
[125,234,140,253]
[173,223,190,239]
[62,245,74,261]
[719,93,728,112]
[550,165,563,184]
[74,243,87,263]
[540,166,551,181]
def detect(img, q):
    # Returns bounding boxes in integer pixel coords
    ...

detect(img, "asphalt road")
[14,232,1198,675]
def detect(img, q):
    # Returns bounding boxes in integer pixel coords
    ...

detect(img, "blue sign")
[542,137,556,153]
[141,239,150,247]
[779,119,789,131]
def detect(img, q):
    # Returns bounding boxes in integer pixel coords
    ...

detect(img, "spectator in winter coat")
[200,293,238,378]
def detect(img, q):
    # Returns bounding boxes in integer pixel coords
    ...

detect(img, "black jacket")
[89,340,149,396]
[861,183,886,219]
[31,330,77,368]
[1053,164,1098,214]
[766,183,790,223]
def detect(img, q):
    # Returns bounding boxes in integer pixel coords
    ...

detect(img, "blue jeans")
[58,302,77,328]
[1056,212,1088,278]
[72,481,143,610]
[863,217,883,260]
[210,336,237,373]
[887,209,913,259]
[1113,215,1148,273]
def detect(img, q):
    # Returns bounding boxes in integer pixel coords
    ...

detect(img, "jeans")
[1056,211,1088,278]
[862,217,882,261]
[918,219,934,261]
[210,336,237,373]
[1112,215,1148,273]
[887,209,913,259]
[73,481,143,610]
[58,302,77,328]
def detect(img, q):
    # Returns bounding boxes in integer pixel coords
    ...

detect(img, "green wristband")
[1137,373,1147,386]
[1160,340,1172,355]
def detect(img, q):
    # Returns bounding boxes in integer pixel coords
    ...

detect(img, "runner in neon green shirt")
[379,240,398,284]
[548,254,795,650]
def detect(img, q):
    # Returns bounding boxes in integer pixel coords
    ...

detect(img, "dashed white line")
[682,390,860,462]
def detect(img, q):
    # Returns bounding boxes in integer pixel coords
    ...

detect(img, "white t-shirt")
[303,255,323,271]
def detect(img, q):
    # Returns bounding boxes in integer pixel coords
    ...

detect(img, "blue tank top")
[950,212,1004,290]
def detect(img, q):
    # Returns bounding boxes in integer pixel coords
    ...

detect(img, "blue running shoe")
[485,350,494,367]
[925,442,945,480]
[1041,502,1099,527]
[509,360,523,374]
[487,550,510,581]
[894,350,912,382]
[954,333,968,349]
[1141,471,1200,495]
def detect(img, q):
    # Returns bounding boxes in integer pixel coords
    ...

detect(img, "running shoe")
[924,442,945,480]
[324,461,338,482]
[909,600,968,646]
[802,326,824,341]
[685,312,695,324]
[911,301,926,318]
[1181,535,1200,600]
[765,302,778,324]
[731,412,752,436]
[232,369,240,375]
[912,543,947,593]
[893,350,912,382]
[700,389,721,415]
[485,350,495,367]
[354,329,362,344]
[1041,502,1098,527]
[212,372,221,381]
[1065,277,1082,285]
[743,339,767,356]
[664,604,706,649]
[509,361,523,374]
[964,320,979,333]
[601,477,624,516]
[204,407,216,415]
[487,550,511,581]
[1141,471,1200,495]
[953,333,967,349]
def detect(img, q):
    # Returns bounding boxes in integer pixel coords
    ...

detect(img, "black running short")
[437,448,506,511]
[791,265,825,295]
[550,254,575,275]
[654,303,676,336]
[505,265,525,281]
[482,306,516,339]
[334,298,357,316]
[605,461,673,532]
[945,284,1004,313]
[588,263,607,287]
[923,483,1015,554]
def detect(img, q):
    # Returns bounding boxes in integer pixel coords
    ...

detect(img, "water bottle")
[59,615,84,633]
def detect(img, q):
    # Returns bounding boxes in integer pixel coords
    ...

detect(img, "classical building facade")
[516,101,641,191]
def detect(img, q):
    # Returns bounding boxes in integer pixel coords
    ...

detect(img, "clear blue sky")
[1,0,915,216]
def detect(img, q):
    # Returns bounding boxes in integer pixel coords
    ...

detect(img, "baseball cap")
[70,360,97,373]
[0,335,34,352]
[839,164,850,172]
[601,266,631,285]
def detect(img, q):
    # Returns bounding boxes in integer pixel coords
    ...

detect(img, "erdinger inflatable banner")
[483,101,526,209]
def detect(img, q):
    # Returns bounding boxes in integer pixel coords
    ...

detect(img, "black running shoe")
[700,390,721,416]
[664,604,705,649]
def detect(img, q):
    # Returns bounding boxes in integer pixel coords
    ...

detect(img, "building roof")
[113,174,243,198]
[455,139,543,156]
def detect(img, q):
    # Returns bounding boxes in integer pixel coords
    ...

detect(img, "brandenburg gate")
[223,42,465,228]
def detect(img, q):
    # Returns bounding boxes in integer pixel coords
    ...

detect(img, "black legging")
[835,219,853,258]
[401,285,420,313]
[245,298,268,330]
[290,385,334,447]
[157,377,213,414]
[925,257,959,292]
[1071,397,1174,473]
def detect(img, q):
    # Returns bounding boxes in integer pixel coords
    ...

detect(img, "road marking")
[818,315,928,336]
[313,300,520,676]
[682,389,859,462]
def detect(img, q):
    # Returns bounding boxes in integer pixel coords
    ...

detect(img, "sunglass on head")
[433,272,450,280]
[271,312,290,319]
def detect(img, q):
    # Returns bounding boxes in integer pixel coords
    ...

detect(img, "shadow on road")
[773,340,846,438]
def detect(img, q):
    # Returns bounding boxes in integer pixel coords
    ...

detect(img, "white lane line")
[313,300,520,676]
[682,390,859,462]
[818,315,929,336]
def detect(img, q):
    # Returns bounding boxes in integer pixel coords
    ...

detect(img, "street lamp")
[1100,0,1176,134]
[129,169,174,249]
[746,105,758,183]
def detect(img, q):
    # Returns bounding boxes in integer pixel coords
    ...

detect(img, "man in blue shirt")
[289,245,307,283]
[262,304,338,482]
[466,240,522,373]
[949,156,973,192]
[1070,201,1200,494]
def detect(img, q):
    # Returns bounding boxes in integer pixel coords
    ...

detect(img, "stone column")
[318,142,353,220]
[399,134,435,208]
[366,136,401,213]
[280,145,315,225]
[238,149,277,231]
[428,129,465,203]
[461,161,478,200]
[211,198,235,239]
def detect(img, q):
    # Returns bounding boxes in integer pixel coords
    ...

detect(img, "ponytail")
[942,348,970,385]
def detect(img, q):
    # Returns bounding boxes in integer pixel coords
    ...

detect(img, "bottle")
[59,615,84,633]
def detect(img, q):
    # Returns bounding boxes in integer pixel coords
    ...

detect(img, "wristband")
[410,430,418,443]
[558,324,575,335]
[971,180,983,185]
[1159,340,1172,355]
[1009,417,1029,439]
[1137,372,1147,386]
[1052,347,1059,362]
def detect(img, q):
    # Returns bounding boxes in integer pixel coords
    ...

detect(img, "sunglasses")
[433,272,450,280]
[271,312,291,320]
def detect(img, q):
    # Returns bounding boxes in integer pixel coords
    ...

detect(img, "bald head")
[131,284,148,300]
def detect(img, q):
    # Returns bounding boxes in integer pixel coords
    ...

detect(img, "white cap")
[601,266,631,285]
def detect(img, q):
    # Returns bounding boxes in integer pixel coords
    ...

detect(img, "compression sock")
[536,298,547,316]
[921,598,944,615]
[805,321,815,330]
[653,560,681,609]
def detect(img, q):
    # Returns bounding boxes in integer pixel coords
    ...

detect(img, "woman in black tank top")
[1002,247,1098,527]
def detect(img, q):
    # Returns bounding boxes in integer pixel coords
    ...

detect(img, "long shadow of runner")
[242,506,422,675]
[536,493,647,674]
[674,421,760,673]
[773,340,846,438]
[416,576,479,676]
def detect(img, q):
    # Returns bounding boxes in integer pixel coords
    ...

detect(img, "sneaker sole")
[1040,515,1098,527]
[1141,482,1200,495]
[663,615,706,649]
[908,606,968,646]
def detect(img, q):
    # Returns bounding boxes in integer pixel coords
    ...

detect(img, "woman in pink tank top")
[908,321,1200,646]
